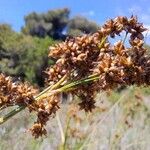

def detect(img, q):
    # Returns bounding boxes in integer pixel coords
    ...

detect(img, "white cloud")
[128,5,142,14]
[81,10,95,17]
[89,10,95,16]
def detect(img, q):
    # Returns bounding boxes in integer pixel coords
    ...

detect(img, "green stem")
[98,36,107,49]
[62,116,71,150]
[123,32,128,45]
[35,74,67,101]
[57,75,99,92]
[0,105,25,124]
[39,75,100,98]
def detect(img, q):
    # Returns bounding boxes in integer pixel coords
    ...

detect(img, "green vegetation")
[22,8,70,39]
[0,24,54,86]
[67,16,99,36]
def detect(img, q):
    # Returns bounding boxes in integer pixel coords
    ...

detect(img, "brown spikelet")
[30,123,47,138]
[0,73,38,108]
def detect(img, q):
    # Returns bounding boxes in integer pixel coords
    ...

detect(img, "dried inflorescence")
[0,73,37,108]
[46,16,150,112]
[0,73,60,138]
[29,94,60,138]
[1,16,150,138]
[29,123,47,138]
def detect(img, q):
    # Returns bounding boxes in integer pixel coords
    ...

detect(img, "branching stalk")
[0,74,99,124]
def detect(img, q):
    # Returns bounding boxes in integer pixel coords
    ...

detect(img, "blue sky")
[0,0,150,33]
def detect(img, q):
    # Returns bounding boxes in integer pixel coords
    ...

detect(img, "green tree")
[22,8,100,39]
[0,24,54,86]
[21,36,55,86]
[22,8,70,39]
[67,16,100,36]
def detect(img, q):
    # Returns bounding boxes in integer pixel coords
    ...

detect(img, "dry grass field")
[0,86,150,150]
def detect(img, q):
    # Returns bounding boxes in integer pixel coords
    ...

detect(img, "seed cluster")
[29,94,60,138]
[0,73,60,138]
[0,16,150,138]
[46,16,150,112]
[0,74,37,108]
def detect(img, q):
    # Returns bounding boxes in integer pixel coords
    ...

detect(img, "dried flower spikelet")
[67,104,83,124]
[69,128,85,140]
[0,73,38,108]
[30,123,47,138]
[76,85,96,112]
[67,104,83,122]
[29,94,60,138]
[67,104,79,117]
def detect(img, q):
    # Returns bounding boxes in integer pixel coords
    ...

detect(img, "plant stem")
[37,75,100,98]
[62,116,71,150]
[0,105,25,124]
[123,32,128,44]
[56,112,65,144]
[98,36,107,49]
[57,75,99,92]
[35,74,67,101]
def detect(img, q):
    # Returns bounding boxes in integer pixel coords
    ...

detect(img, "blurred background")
[0,0,150,150]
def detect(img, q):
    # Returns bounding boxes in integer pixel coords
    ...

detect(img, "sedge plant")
[0,16,150,138]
